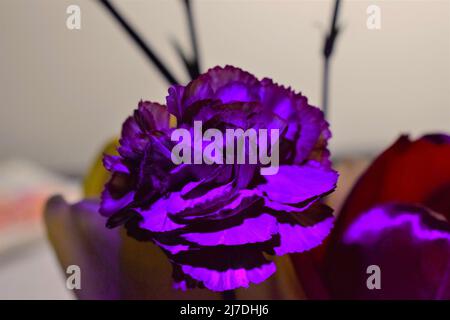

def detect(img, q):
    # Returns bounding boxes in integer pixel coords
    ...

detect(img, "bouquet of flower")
[44,0,450,300]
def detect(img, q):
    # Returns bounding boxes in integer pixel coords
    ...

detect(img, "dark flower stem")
[322,0,341,119]
[98,0,179,85]
[182,0,201,79]
[222,290,237,300]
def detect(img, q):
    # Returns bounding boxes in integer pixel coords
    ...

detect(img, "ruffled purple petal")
[166,85,185,120]
[264,198,316,213]
[167,182,235,216]
[258,78,331,166]
[214,82,258,104]
[138,198,185,232]
[164,184,261,224]
[153,239,190,255]
[294,103,331,165]
[182,78,214,111]
[182,213,277,246]
[259,78,298,120]
[258,162,338,204]
[118,101,170,159]
[103,155,129,174]
[181,262,276,292]
[172,280,188,291]
[203,65,260,93]
[166,66,260,122]
[275,216,334,255]
[135,101,170,131]
[99,170,135,218]
[99,188,134,217]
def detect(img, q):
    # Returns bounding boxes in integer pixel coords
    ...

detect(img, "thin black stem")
[322,0,341,119]
[183,0,201,78]
[98,0,179,85]
[322,59,330,119]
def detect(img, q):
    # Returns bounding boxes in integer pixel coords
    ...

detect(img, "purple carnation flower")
[100,65,338,292]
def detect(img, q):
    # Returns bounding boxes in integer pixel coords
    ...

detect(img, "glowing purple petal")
[181,262,276,292]
[182,213,277,246]
[214,82,256,103]
[166,182,235,215]
[274,216,334,255]
[259,163,338,204]
[99,188,134,217]
[153,240,190,255]
[139,198,185,232]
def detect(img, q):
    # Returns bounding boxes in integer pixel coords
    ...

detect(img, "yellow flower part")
[83,138,119,197]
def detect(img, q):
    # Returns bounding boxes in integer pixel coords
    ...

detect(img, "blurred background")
[0,0,449,299]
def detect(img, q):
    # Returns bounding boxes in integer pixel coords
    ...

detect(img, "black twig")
[322,0,341,119]
[173,0,201,80]
[98,0,179,85]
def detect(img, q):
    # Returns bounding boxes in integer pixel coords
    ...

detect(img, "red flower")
[334,134,450,237]
[291,134,450,299]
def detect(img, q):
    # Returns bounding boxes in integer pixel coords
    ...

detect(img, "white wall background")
[1,0,449,175]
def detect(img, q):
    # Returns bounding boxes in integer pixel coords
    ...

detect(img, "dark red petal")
[334,134,450,239]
